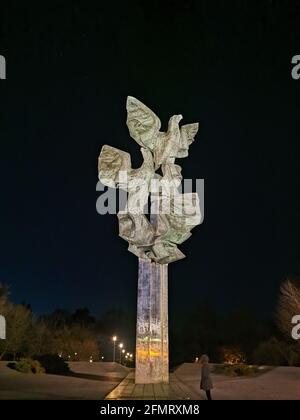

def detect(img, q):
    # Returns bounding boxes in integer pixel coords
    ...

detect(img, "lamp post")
[122,349,125,365]
[119,343,123,364]
[112,336,117,362]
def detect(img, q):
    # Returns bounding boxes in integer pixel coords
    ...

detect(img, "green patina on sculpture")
[98,97,201,384]
[98,96,201,264]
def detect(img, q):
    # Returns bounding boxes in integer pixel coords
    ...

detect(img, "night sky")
[1,1,300,322]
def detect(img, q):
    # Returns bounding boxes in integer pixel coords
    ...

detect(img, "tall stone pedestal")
[135,258,169,384]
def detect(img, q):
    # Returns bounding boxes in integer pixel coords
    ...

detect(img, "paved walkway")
[0,362,129,400]
[1,361,299,400]
[105,371,202,400]
[106,364,300,400]
[175,364,300,400]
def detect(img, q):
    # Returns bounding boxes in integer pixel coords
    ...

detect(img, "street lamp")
[121,348,125,365]
[119,343,123,364]
[112,336,117,362]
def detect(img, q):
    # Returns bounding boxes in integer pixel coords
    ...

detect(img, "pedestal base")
[135,258,169,384]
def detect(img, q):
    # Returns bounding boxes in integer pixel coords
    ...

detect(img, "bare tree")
[277,277,300,339]
[0,283,9,304]
[0,303,32,360]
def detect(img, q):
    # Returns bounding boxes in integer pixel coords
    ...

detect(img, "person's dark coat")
[200,364,213,391]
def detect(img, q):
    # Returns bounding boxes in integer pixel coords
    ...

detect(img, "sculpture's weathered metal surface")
[99,97,200,264]
[135,259,168,383]
[98,97,201,383]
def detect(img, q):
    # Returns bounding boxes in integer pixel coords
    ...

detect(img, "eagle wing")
[98,145,132,189]
[126,96,161,150]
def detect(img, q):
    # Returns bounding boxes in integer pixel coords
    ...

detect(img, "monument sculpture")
[98,97,201,384]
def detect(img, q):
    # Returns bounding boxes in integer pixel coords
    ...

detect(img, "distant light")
[101,356,104,360]
[122,349,125,354]
[119,343,123,349]
[126,352,129,356]
[125,355,128,359]
[112,336,117,342]
[74,352,77,356]
[130,354,133,358]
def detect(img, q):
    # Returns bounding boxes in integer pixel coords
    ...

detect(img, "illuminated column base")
[135,258,169,384]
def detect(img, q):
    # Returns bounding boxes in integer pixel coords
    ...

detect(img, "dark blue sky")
[1,1,300,319]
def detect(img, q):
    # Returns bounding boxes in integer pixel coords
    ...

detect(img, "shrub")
[9,358,45,374]
[213,364,260,377]
[285,344,300,367]
[253,338,286,366]
[222,347,246,365]
[253,338,300,367]
[35,354,70,374]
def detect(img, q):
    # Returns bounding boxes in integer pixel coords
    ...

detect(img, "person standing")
[200,354,213,400]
